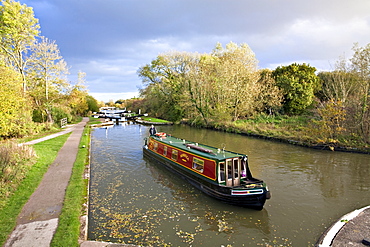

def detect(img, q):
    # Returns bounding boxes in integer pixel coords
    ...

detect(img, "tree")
[0,64,33,138]
[181,42,261,124]
[256,69,283,115]
[211,42,260,121]
[68,71,88,116]
[272,63,320,115]
[86,95,99,113]
[27,37,69,123]
[308,100,346,145]
[350,43,370,144]
[138,52,194,122]
[317,56,357,103]
[0,0,40,92]
[184,53,218,124]
[138,42,263,124]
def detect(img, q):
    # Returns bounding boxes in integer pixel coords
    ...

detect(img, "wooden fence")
[61,118,67,128]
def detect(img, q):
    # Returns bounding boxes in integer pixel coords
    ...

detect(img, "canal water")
[88,123,370,246]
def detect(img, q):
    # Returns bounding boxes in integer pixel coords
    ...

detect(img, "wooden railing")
[61,118,67,128]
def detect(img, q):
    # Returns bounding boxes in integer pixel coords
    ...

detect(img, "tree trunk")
[45,108,53,123]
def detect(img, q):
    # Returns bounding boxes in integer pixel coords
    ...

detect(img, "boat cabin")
[146,133,256,188]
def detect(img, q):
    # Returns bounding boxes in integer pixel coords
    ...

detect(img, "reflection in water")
[88,123,370,246]
[146,156,271,233]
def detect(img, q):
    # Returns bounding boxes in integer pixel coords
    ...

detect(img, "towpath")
[4,118,88,247]
[316,205,370,246]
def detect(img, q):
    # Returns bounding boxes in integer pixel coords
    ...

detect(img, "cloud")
[20,0,370,102]
[89,92,139,103]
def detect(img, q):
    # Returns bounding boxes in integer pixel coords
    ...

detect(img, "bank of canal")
[88,123,370,246]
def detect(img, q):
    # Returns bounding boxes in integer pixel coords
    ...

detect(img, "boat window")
[241,160,247,177]
[163,146,167,156]
[192,157,204,173]
[171,149,178,161]
[233,159,239,179]
[227,160,232,179]
[154,142,158,151]
[219,162,225,182]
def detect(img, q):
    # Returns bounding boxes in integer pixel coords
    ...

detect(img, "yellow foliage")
[308,99,346,144]
[0,65,33,138]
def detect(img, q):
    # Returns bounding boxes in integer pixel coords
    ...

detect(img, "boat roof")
[151,134,246,161]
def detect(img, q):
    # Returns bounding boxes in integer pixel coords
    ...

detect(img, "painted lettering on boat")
[180,153,189,163]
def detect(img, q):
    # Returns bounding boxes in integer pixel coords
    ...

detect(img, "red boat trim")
[231,189,264,196]
[149,138,217,181]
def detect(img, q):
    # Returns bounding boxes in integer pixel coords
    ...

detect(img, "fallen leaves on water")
[217,219,233,233]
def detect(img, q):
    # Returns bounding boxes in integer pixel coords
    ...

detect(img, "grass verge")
[139,116,172,123]
[208,113,370,153]
[88,116,103,125]
[51,122,90,246]
[0,133,71,246]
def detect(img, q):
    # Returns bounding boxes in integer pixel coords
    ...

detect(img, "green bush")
[52,107,72,126]
[32,109,45,123]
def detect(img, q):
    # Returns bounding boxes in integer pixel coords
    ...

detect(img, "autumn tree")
[272,63,320,115]
[211,42,260,121]
[0,64,33,138]
[317,56,357,103]
[138,52,194,122]
[308,100,346,146]
[139,42,265,124]
[68,71,89,116]
[350,43,370,144]
[27,37,69,123]
[256,69,283,115]
[183,53,219,124]
[0,0,40,92]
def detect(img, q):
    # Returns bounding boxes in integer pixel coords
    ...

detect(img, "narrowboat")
[143,132,271,210]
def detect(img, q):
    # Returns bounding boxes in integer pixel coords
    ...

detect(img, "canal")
[88,123,370,246]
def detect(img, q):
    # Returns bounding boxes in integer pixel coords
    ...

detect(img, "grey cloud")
[20,0,370,101]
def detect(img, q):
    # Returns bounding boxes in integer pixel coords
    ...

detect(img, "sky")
[19,0,370,102]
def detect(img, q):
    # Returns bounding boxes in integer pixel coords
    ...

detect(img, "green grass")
[231,114,308,138]
[140,116,172,123]
[14,117,83,144]
[235,114,308,126]
[16,128,61,144]
[0,133,71,246]
[51,126,90,246]
[88,116,103,125]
